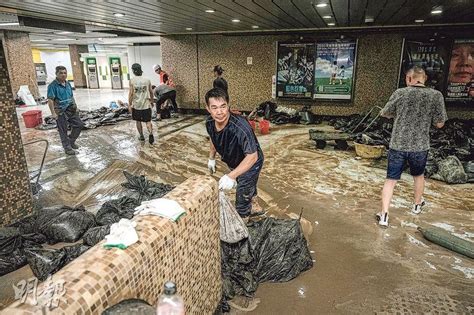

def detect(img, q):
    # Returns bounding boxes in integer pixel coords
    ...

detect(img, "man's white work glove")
[208,159,216,174]
[219,174,236,191]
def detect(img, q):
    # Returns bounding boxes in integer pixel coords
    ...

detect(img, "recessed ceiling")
[0,0,472,35]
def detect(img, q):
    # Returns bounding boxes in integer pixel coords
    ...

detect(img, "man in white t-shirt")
[128,63,155,144]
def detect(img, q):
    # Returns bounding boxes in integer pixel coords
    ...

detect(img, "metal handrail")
[350,106,383,134]
[23,139,49,189]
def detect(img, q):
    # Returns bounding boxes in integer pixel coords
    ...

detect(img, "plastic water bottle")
[156,281,185,315]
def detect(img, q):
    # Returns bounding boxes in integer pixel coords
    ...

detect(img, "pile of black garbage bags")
[220,217,313,311]
[37,106,131,131]
[330,115,474,184]
[0,172,174,280]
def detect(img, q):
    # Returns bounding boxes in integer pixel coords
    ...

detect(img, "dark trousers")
[156,90,178,113]
[57,106,84,150]
[235,159,263,217]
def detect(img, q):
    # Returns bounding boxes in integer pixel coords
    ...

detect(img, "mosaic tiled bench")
[2,175,221,314]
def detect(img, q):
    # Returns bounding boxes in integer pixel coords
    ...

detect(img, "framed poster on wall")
[446,39,474,105]
[313,41,357,100]
[398,39,450,92]
[276,42,315,98]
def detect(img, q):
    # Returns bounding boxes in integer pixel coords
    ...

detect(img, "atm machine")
[35,63,47,85]
[86,57,99,89]
[110,57,123,89]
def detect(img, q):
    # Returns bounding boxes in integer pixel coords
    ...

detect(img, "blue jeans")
[387,149,428,180]
[57,105,84,150]
[235,159,263,217]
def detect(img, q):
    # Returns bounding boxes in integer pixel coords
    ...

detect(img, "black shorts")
[132,108,151,122]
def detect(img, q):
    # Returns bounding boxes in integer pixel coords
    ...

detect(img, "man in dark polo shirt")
[376,66,447,227]
[47,66,84,155]
[205,88,264,222]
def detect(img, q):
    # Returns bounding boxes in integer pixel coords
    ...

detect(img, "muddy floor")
[2,115,473,313]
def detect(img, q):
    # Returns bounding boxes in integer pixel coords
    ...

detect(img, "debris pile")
[0,172,174,279]
[37,106,131,131]
[328,116,474,184]
[221,217,313,304]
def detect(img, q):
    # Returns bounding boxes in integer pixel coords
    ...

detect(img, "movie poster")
[446,39,474,104]
[313,41,357,100]
[276,42,315,98]
[398,40,450,92]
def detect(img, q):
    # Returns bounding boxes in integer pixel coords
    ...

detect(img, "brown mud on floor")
[8,120,474,313]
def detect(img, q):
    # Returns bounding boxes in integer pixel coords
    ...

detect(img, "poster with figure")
[398,40,450,92]
[313,41,357,100]
[276,42,315,98]
[446,39,474,104]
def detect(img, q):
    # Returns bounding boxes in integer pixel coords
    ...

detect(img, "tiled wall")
[69,44,88,88]
[2,175,221,314]
[162,33,473,119]
[1,31,39,98]
[0,41,33,227]
[161,35,200,109]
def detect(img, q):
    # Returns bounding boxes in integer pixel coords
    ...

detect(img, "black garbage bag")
[463,161,474,173]
[121,171,174,202]
[83,225,111,246]
[63,244,91,262]
[102,298,155,315]
[25,247,68,281]
[221,239,256,299]
[8,214,38,234]
[221,217,313,300]
[21,233,47,249]
[436,156,468,184]
[271,112,300,125]
[0,227,23,255]
[25,244,91,281]
[96,212,121,226]
[0,249,27,276]
[425,151,439,178]
[250,218,313,283]
[96,196,140,221]
[39,206,96,243]
[256,101,277,120]
[36,205,76,229]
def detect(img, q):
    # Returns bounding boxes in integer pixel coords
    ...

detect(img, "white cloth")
[134,198,186,222]
[219,175,236,191]
[208,159,216,174]
[104,219,139,248]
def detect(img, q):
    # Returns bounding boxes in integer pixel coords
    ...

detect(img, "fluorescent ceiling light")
[185,27,192,31]
[415,19,424,23]
[31,39,48,42]
[365,17,374,23]
[54,38,74,41]
[56,31,72,35]
[155,21,163,24]
[431,9,442,14]
[205,9,215,13]
[323,15,332,19]
[113,13,125,17]
[328,23,335,26]
[316,3,328,8]
[232,19,240,22]
[0,22,20,26]
[252,25,259,29]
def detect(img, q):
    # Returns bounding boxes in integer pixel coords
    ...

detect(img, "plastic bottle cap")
[163,281,177,295]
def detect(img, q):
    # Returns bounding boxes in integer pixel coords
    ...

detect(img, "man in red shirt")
[153,64,174,87]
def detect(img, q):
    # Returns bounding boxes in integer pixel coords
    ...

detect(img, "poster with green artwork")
[313,41,357,100]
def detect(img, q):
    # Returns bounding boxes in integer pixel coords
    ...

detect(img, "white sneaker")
[411,199,426,215]
[376,212,389,227]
